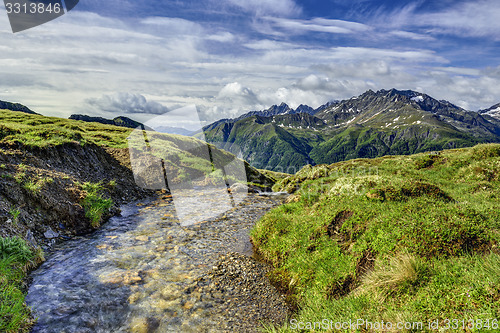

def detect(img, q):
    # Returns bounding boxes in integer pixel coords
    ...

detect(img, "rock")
[229,183,249,193]
[44,227,59,239]
[191,252,291,332]
[129,318,149,333]
[248,185,263,193]
[135,235,149,242]
[183,301,194,310]
[285,194,300,203]
[160,285,182,300]
[259,191,289,199]
[123,272,143,285]
[128,292,142,304]
[25,229,38,248]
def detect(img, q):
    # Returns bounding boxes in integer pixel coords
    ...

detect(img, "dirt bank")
[0,142,153,249]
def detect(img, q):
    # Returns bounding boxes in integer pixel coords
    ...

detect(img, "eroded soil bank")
[0,142,153,249]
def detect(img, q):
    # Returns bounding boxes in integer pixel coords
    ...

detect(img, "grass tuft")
[356,253,427,300]
[79,182,113,228]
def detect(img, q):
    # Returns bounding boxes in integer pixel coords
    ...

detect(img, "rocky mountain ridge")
[203,89,500,171]
[69,114,149,129]
[479,103,500,120]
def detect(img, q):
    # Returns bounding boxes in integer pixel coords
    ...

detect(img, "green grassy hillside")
[252,143,500,332]
[0,109,131,148]
[203,115,316,173]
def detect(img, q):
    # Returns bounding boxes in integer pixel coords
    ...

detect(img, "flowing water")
[26,189,285,333]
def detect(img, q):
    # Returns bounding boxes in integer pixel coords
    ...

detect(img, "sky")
[1,0,500,127]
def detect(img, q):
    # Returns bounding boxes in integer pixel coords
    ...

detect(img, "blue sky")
[1,0,500,126]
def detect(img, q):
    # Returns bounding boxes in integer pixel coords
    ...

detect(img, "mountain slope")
[69,114,149,129]
[0,100,37,114]
[203,89,500,171]
[479,103,500,120]
[203,115,316,172]
[252,143,500,331]
[235,102,318,121]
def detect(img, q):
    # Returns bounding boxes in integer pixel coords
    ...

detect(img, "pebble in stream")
[26,189,289,333]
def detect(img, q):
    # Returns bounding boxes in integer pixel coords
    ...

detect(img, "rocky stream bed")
[26,189,290,333]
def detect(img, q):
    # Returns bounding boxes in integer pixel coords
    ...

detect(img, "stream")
[26,189,286,333]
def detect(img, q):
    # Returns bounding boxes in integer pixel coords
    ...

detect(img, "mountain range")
[202,89,500,172]
[3,90,500,174]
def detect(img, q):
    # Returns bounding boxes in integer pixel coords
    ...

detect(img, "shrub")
[414,154,438,169]
[22,180,42,193]
[367,182,453,202]
[80,182,113,228]
[402,206,492,257]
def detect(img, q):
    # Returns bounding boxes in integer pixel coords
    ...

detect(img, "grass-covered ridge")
[0,109,273,187]
[252,144,500,332]
[0,109,132,148]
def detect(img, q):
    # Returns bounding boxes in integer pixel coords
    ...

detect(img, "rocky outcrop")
[69,114,149,129]
[0,100,37,114]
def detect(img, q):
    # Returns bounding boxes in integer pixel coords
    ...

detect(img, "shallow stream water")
[26,189,285,333]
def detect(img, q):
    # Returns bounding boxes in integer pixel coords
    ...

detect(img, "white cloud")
[381,0,500,40]
[225,0,301,17]
[2,2,500,124]
[264,17,372,35]
[420,0,500,39]
[296,74,330,91]
[85,93,170,115]
[243,39,296,50]
[140,17,204,36]
[257,87,327,109]
[389,30,435,42]
[207,32,236,43]
[217,82,261,106]
[258,46,447,66]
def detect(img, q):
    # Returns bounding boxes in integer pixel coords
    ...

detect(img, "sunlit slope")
[252,143,500,331]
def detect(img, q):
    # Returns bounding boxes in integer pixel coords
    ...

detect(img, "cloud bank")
[1,0,500,123]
